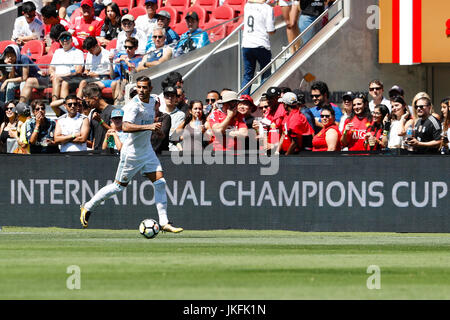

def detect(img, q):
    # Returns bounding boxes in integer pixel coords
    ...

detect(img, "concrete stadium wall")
[0,154,449,232]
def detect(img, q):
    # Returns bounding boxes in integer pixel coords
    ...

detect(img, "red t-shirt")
[280,109,314,152]
[69,16,103,48]
[343,116,371,151]
[44,18,70,35]
[265,103,287,145]
[312,124,341,151]
[365,121,383,151]
[208,109,248,151]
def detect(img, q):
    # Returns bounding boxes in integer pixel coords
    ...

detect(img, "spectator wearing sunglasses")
[312,105,341,152]
[11,1,45,47]
[116,14,147,56]
[368,79,391,112]
[204,90,220,116]
[54,94,90,152]
[137,27,173,72]
[407,95,442,154]
[341,93,372,152]
[25,100,59,154]
[310,81,342,134]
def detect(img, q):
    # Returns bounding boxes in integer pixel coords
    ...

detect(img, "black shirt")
[90,104,115,151]
[151,113,171,154]
[414,115,441,154]
[300,0,325,17]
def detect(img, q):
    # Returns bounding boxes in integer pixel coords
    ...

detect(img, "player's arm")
[122,121,161,133]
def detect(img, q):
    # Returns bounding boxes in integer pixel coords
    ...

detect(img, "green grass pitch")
[1,227,449,299]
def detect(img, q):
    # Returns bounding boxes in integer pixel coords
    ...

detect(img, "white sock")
[153,178,169,226]
[85,182,124,211]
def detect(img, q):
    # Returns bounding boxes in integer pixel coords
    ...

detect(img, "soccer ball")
[139,219,160,239]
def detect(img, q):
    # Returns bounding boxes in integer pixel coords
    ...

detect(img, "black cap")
[342,91,354,100]
[389,85,404,97]
[265,87,281,98]
[185,11,199,21]
[58,31,72,41]
[163,86,177,95]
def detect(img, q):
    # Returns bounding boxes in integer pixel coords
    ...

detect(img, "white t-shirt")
[11,16,45,41]
[121,95,156,159]
[369,97,392,112]
[85,47,111,76]
[51,46,85,75]
[116,29,148,55]
[135,15,157,38]
[58,113,87,152]
[387,120,404,149]
[242,2,275,50]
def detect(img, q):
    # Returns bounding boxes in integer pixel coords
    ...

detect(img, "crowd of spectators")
[0,1,448,156]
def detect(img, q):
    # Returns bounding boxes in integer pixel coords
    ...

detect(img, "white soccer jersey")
[242,2,275,50]
[121,95,157,159]
[85,47,111,76]
[11,16,45,41]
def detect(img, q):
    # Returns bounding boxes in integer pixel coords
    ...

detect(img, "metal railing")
[237,0,345,96]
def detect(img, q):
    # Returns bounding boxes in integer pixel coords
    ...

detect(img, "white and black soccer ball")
[139,219,160,239]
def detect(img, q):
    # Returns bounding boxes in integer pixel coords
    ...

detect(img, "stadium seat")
[203,20,226,43]
[184,5,208,28]
[165,0,190,18]
[20,40,45,62]
[102,87,113,100]
[129,6,147,19]
[0,40,16,53]
[211,5,235,23]
[157,7,179,26]
[273,5,282,17]
[194,0,219,15]
[114,0,134,11]
[32,54,54,100]
[172,22,188,36]
[222,0,245,17]
[106,38,118,51]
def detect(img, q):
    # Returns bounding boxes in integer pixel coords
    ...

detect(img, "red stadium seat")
[106,38,118,51]
[222,0,245,17]
[114,0,134,11]
[184,5,208,28]
[165,0,190,18]
[20,40,45,61]
[157,7,179,26]
[203,19,226,43]
[211,4,235,23]
[273,5,282,17]
[102,87,113,100]
[194,0,218,15]
[172,22,188,36]
[31,54,54,100]
[129,6,147,19]
[0,40,16,53]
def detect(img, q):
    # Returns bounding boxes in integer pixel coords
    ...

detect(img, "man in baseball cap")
[155,10,179,46]
[174,10,210,56]
[69,0,104,48]
[135,0,158,37]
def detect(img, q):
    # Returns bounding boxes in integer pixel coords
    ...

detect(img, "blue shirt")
[174,28,210,57]
[309,103,343,133]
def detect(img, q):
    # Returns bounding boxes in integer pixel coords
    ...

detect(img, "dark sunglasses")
[59,36,71,42]
[66,102,79,107]
[205,98,216,103]
[152,35,164,39]
[6,107,15,110]
[311,94,321,99]
[415,104,429,109]
[35,107,45,111]
[124,45,135,49]
[320,114,332,118]
[369,87,382,91]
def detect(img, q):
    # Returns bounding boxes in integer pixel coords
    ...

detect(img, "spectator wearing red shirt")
[208,91,248,152]
[275,92,314,155]
[364,104,389,151]
[261,87,287,152]
[41,4,70,36]
[68,0,103,50]
[341,93,372,151]
[312,106,341,152]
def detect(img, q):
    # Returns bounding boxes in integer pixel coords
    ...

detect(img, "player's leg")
[80,156,140,228]
[144,171,183,233]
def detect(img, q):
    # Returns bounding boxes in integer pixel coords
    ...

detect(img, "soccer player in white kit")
[80,76,183,233]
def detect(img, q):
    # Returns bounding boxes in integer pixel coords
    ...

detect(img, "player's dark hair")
[22,1,37,13]
[83,36,98,50]
[41,4,59,18]
[311,81,330,98]
[136,76,151,87]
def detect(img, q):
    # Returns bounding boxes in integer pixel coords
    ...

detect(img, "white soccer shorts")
[114,154,163,184]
